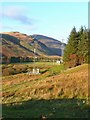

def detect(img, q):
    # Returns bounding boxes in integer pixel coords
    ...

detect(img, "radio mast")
[61,39,64,56]
[32,35,40,75]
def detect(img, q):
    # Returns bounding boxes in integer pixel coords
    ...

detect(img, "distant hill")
[31,34,65,56]
[1,32,66,63]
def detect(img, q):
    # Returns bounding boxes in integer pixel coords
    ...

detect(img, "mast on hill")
[32,35,40,75]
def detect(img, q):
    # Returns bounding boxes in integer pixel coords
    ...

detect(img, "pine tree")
[77,26,88,64]
[77,26,84,64]
[88,29,90,64]
[63,26,88,68]
[83,28,88,63]
[63,27,78,67]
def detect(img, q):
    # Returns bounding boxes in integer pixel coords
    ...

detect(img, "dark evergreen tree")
[88,29,90,64]
[82,28,88,63]
[77,26,84,64]
[63,26,88,68]
[63,27,79,67]
[77,26,88,64]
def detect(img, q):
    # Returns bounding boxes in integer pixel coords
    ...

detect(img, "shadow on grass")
[2,98,89,119]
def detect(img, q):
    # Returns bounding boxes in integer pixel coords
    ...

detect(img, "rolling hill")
[2,63,88,118]
[31,34,65,56]
[1,32,66,63]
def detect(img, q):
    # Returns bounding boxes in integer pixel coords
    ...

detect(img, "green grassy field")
[2,62,89,119]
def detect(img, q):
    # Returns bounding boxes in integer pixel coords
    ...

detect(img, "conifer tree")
[77,26,88,64]
[63,26,88,68]
[63,26,78,67]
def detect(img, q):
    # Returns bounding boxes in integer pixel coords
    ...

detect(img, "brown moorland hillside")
[1,32,66,63]
[2,63,88,104]
[2,63,89,118]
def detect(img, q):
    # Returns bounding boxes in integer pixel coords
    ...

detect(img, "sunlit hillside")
[2,63,89,118]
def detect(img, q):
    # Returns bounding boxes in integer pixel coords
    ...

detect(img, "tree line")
[2,56,62,64]
[63,26,89,68]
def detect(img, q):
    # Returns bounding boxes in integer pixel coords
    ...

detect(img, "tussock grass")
[2,63,88,103]
[2,63,89,118]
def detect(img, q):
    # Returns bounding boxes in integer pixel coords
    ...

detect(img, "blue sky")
[0,2,88,43]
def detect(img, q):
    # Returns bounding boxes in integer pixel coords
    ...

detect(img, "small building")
[27,68,40,75]
[32,68,40,74]
[56,59,63,64]
[56,60,61,64]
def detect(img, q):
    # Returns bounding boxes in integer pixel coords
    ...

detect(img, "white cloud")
[0,5,38,33]
[0,5,33,25]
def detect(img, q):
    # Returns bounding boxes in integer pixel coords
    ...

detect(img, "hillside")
[2,63,88,103]
[2,63,88,118]
[1,32,66,63]
[31,34,66,56]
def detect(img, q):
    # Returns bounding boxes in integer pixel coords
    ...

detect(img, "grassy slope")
[2,63,89,118]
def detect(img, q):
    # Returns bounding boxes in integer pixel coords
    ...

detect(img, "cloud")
[0,5,33,25]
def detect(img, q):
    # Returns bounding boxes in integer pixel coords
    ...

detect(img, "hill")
[31,34,66,56]
[2,63,88,103]
[2,63,88,118]
[1,32,66,63]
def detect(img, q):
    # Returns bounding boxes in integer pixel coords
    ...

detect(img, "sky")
[0,2,88,43]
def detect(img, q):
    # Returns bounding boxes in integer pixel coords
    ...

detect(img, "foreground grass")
[2,62,89,118]
[3,99,89,118]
